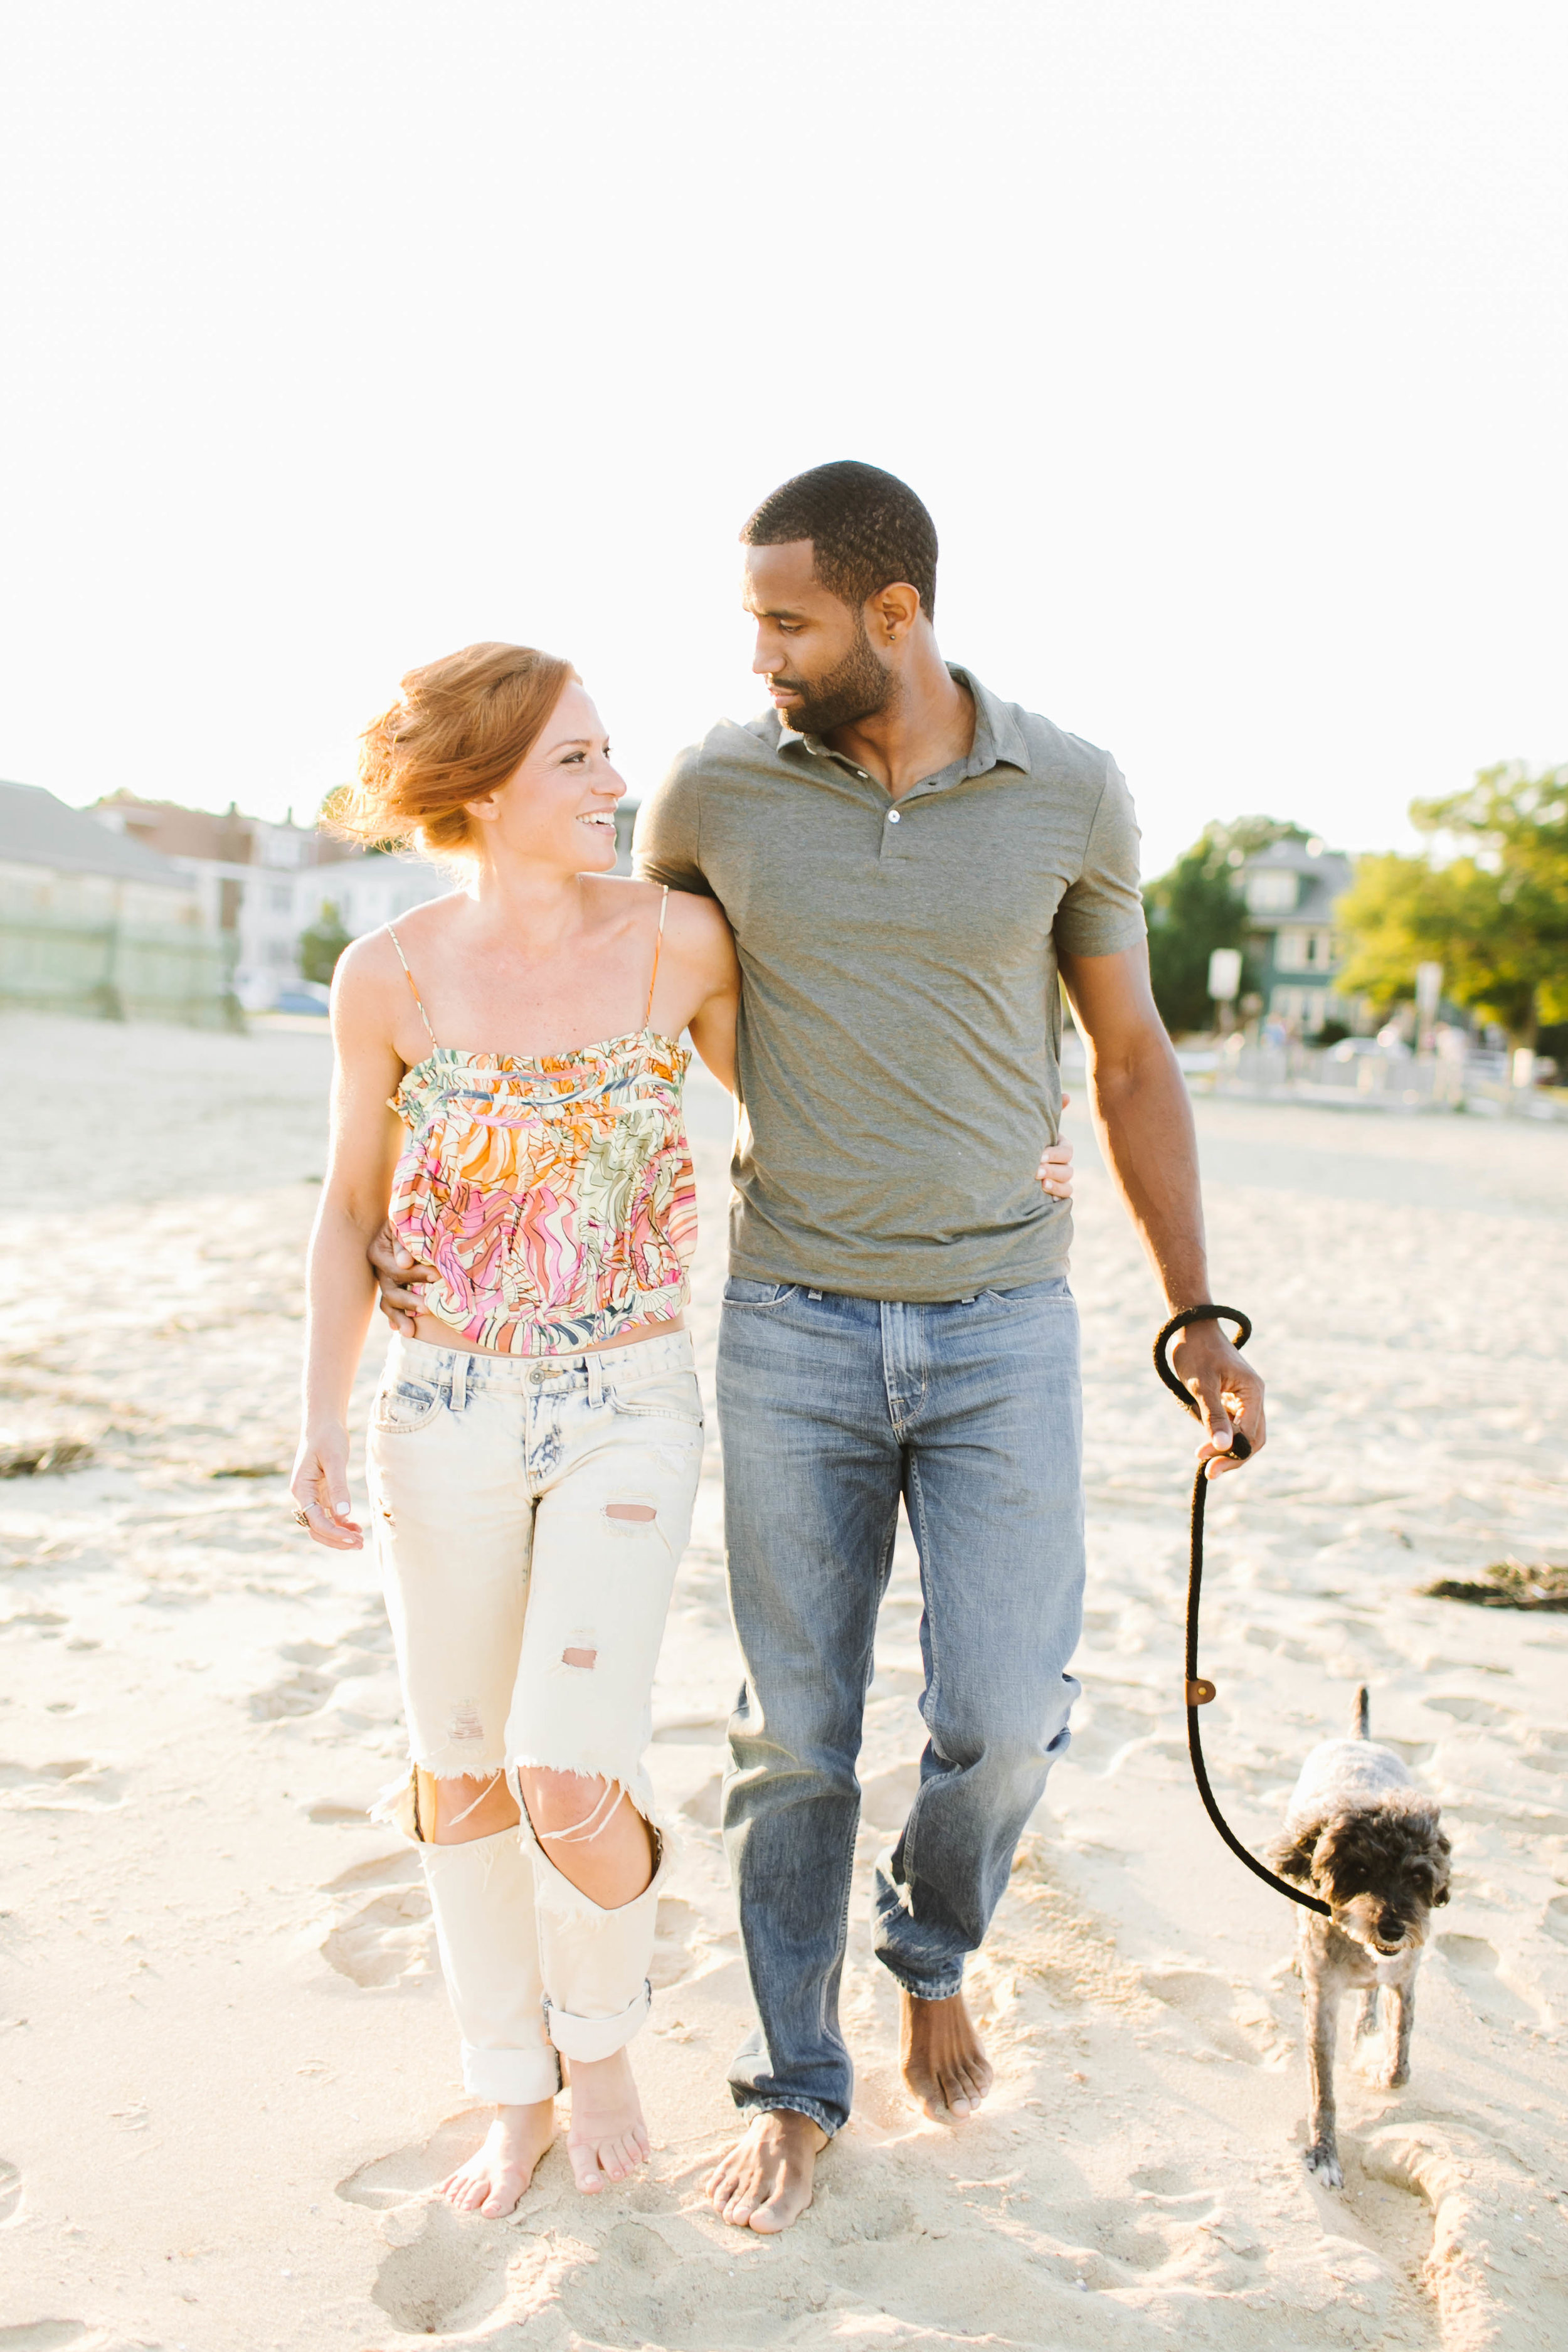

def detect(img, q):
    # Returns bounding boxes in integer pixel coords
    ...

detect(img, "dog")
[1269,1687,1450,2188]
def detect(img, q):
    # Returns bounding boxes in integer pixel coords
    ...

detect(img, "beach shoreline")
[3,1010,1565,2351]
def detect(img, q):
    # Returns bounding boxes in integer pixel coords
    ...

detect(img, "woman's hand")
[290,1422,364,1550]
[1037,1096,1076,1200]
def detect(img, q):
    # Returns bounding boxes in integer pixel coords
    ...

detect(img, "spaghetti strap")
[385,923,438,1049]
[642,884,670,1030]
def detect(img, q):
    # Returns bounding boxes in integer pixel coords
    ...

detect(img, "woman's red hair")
[329,642,578,861]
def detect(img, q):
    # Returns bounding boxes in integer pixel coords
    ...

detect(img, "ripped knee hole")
[603,1500,657,1523]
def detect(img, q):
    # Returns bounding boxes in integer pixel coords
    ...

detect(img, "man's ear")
[866,581,921,649]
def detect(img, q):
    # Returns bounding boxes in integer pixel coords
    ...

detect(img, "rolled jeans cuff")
[544,1981,650,2061]
[874,1955,967,2003]
[461,2038,561,2105]
[731,2093,842,2141]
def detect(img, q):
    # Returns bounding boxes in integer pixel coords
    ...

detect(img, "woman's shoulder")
[331,896,462,1024]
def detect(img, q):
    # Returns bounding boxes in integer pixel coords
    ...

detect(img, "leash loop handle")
[1153,1304,1330,1917]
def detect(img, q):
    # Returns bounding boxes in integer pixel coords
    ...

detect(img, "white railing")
[1177,1038,1565,1120]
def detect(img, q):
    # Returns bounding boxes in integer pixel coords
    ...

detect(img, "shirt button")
[887,809,901,824]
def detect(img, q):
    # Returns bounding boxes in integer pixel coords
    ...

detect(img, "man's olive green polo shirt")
[633,667,1145,1301]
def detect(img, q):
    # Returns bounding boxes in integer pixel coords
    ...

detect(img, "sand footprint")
[339,2114,517,2337]
[326,1850,423,1896]
[0,2158,20,2225]
[371,2202,511,2338]
[250,1668,334,1721]
[322,1883,434,1988]
[1140,1966,1278,2065]
[0,1759,122,1811]
[1433,1931,1540,2025]
[338,2107,499,2208]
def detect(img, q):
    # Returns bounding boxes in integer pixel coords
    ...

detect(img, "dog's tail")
[1352,1685,1370,1739]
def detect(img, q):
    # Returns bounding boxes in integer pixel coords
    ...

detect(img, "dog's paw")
[1369,2059,1410,2091]
[1304,2139,1344,2188]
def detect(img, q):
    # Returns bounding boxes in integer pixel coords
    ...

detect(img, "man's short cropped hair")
[741,460,938,621]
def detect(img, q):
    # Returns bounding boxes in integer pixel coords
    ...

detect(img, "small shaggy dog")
[1269,1687,1451,2187]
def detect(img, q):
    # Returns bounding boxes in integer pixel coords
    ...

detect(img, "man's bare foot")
[706,2110,828,2233]
[438,2100,556,2217]
[564,2048,650,2193]
[901,1988,993,2119]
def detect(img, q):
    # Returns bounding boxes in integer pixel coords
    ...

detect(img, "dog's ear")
[1268,1826,1321,1885]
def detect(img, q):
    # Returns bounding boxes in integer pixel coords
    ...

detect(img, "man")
[374,461,1263,2234]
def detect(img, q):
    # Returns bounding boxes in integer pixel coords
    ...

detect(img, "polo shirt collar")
[774,665,1029,782]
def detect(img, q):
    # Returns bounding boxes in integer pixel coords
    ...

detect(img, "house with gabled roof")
[1238,837,1355,1034]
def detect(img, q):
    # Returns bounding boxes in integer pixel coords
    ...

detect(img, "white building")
[92,795,337,1009]
[294,851,448,943]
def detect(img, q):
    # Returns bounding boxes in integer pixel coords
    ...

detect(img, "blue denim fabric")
[716,1276,1084,2135]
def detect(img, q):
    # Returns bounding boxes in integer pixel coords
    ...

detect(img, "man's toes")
[568,2145,605,2193]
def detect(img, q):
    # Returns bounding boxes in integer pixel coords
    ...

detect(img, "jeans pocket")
[606,1369,704,1426]
[977,1278,1071,1306]
[372,1376,444,1433]
[722,1279,800,1308]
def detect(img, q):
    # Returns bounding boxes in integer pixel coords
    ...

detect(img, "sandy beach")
[3,1008,1566,2352]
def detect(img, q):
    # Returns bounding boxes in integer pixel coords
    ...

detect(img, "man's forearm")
[1086,1030,1212,1310]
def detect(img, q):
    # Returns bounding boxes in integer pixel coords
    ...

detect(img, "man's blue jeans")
[716,1276,1084,2136]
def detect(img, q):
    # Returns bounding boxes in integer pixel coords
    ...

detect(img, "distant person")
[290,644,742,2215]
[371,461,1261,2237]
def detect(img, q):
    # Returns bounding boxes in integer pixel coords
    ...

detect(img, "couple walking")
[290,461,1264,2234]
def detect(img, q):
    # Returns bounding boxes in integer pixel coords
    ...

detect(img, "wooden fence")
[0,914,241,1028]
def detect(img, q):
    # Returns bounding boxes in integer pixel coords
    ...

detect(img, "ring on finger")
[292,1507,312,1527]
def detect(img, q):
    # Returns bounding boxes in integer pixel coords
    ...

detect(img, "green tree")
[1145,816,1309,1036]
[299,900,352,986]
[1338,764,1568,1046]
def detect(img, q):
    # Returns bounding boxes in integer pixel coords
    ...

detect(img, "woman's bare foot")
[564,2048,650,2192]
[706,2110,828,2233]
[438,2100,556,2217]
[901,1988,993,2119]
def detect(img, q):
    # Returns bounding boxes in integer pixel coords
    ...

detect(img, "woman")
[292,639,1077,2220]
[290,641,739,2216]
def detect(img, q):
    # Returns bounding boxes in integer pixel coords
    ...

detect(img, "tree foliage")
[1145,816,1309,1036]
[1338,764,1568,1044]
[299,901,352,986]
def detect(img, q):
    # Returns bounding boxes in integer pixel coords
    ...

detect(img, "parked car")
[272,982,331,1016]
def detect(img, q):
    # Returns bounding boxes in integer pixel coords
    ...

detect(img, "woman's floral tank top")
[383,896,697,1357]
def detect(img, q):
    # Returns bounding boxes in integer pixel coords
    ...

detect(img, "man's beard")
[773,613,893,737]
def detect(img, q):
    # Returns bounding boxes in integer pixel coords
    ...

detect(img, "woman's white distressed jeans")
[367,1329,702,2104]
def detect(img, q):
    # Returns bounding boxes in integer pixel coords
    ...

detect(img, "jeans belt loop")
[448,1352,467,1414]
[585,1351,604,1409]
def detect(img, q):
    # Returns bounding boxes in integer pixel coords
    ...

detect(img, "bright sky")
[2,1,1563,881]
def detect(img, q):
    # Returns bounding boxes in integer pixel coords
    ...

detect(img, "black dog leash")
[1153,1305,1330,1917]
